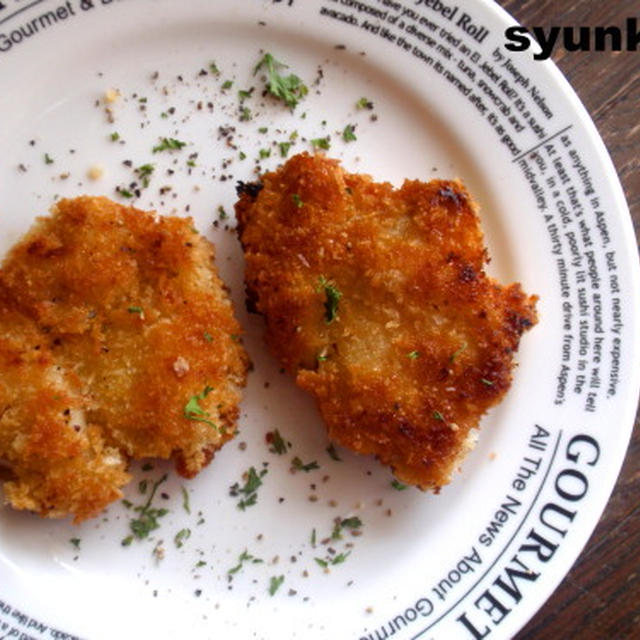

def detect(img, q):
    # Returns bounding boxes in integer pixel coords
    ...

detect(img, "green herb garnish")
[127,306,144,316]
[183,385,218,430]
[135,163,154,188]
[203,331,213,343]
[181,486,191,514]
[317,276,342,324]
[326,443,341,461]
[331,516,362,540]
[291,456,319,472]
[311,136,331,150]
[229,466,268,510]
[267,429,290,455]
[44,153,54,164]
[221,80,233,90]
[254,52,308,109]
[407,350,420,359]
[356,97,374,110]
[228,549,263,575]
[69,538,81,549]
[315,551,351,568]
[279,141,292,157]
[209,61,220,75]
[121,474,169,545]
[291,193,304,208]
[450,341,468,363]
[268,575,285,596]
[152,137,187,153]
[331,551,351,565]
[116,186,134,199]
[110,132,120,142]
[342,124,357,142]
[174,528,191,548]
[391,479,408,491]
[481,378,494,386]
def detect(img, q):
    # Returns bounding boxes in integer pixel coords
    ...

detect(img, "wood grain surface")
[497,1,640,638]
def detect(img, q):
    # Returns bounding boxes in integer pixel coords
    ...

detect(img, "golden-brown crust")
[236,153,537,490]
[0,196,248,522]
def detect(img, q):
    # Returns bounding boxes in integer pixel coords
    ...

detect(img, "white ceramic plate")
[1,1,638,639]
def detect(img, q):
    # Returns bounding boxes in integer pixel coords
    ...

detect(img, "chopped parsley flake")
[254,52,308,109]
[183,385,218,430]
[311,528,317,547]
[311,136,331,150]
[239,106,252,121]
[116,186,133,199]
[433,410,445,422]
[203,331,213,343]
[228,549,263,576]
[259,148,271,159]
[152,137,187,153]
[291,193,304,208]
[481,378,494,386]
[326,443,342,461]
[209,61,220,75]
[121,474,169,546]
[291,456,319,472]
[69,538,81,549]
[450,342,468,363]
[181,486,191,514]
[407,350,420,359]
[356,97,374,110]
[266,429,290,455]
[279,141,292,157]
[317,276,342,324]
[331,551,352,565]
[217,205,228,220]
[332,516,362,540]
[44,153,54,164]
[268,575,285,596]
[391,479,408,491]
[127,306,144,316]
[174,528,191,548]
[135,163,154,188]
[315,551,351,568]
[342,124,357,142]
[110,132,120,142]
[229,466,268,510]
[221,80,233,90]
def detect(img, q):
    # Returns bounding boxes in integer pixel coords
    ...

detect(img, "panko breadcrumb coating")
[0,196,248,522]
[236,153,537,490]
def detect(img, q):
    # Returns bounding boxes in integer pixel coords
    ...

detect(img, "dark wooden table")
[496,1,640,638]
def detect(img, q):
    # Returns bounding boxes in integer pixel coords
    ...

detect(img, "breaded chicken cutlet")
[0,196,248,522]
[236,153,537,490]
